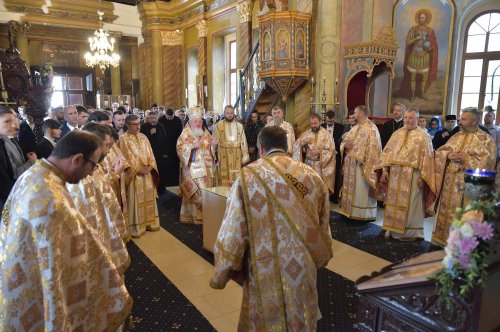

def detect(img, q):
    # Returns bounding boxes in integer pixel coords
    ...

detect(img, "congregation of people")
[0,98,498,330]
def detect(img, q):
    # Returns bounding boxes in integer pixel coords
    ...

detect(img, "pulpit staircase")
[234,40,281,119]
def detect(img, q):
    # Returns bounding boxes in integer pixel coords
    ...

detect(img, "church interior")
[1,0,500,331]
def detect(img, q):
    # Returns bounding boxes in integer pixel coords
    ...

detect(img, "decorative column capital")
[196,20,208,38]
[236,1,254,24]
[9,21,30,35]
[161,30,182,46]
[142,30,152,43]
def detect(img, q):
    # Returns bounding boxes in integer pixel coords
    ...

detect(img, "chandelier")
[84,1,120,72]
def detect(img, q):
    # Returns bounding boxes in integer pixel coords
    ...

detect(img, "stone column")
[236,0,254,68]
[315,0,341,117]
[161,30,183,108]
[110,33,122,96]
[12,22,31,68]
[151,30,164,105]
[196,20,208,108]
[131,44,139,107]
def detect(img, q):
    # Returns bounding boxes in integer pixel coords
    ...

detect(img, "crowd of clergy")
[0,98,498,330]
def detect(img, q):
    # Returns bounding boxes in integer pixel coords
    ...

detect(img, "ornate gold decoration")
[342,27,398,119]
[9,21,31,37]
[236,1,254,24]
[266,0,276,11]
[4,0,117,29]
[196,20,208,38]
[343,27,398,78]
[161,31,182,46]
[258,11,311,101]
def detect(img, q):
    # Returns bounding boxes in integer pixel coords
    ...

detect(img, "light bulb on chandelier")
[84,2,120,72]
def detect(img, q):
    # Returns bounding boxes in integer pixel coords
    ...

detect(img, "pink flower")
[458,236,479,255]
[458,254,472,269]
[447,229,461,249]
[471,222,495,241]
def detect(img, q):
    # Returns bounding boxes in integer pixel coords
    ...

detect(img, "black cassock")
[141,122,168,192]
[158,116,184,186]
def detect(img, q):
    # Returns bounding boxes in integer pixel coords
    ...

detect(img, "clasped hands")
[192,137,218,149]
[344,140,354,150]
[448,152,467,162]
[302,137,319,157]
[139,165,152,175]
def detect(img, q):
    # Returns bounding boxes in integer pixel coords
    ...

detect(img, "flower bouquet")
[433,196,499,310]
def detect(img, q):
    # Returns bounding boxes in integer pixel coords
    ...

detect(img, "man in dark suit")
[141,111,168,193]
[17,109,37,157]
[60,105,79,138]
[0,105,16,211]
[322,110,345,203]
[380,103,405,148]
[36,119,61,159]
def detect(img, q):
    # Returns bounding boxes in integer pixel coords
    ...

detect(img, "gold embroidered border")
[215,240,241,267]
[239,169,267,328]
[264,157,333,259]
[247,167,323,269]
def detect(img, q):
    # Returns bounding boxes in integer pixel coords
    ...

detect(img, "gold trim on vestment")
[337,209,377,221]
[239,169,268,329]
[214,240,241,267]
[254,168,288,331]
[264,157,333,264]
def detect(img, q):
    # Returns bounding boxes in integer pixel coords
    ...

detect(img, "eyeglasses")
[84,157,99,171]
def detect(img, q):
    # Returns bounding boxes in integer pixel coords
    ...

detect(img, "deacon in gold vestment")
[266,105,295,154]
[211,126,333,331]
[177,106,217,224]
[0,131,132,331]
[293,112,336,193]
[67,124,130,269]
[376,109,436,240]
[340,105,382,221]
[432,108,496,245]
[119,114,160,238]
[213,105,249,185]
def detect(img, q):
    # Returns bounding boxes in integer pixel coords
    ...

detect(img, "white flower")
[460,223,475,237]
[443,255,454,271]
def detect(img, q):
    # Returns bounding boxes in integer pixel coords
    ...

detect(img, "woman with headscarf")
[427,116,442,138]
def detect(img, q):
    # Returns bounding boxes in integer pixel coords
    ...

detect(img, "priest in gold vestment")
[0,131,132,331]
[293,112,336,193]
[101,128,130,228]
[211,126,333,331]
[119,114,160,238]
[376,108,436,241]
[177,106,217,224]
[266,105,295,155]
[340,105,382,221]
[432,108,496,245]
[67,124,130,269]
[213,105,249,185]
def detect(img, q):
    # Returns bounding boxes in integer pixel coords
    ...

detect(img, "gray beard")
[311,127,320,133]
[192,128,203,137]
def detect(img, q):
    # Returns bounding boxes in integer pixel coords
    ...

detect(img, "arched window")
[458,11,500,117]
